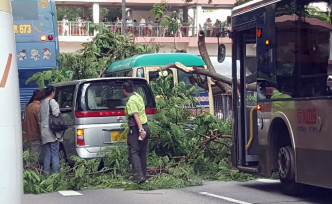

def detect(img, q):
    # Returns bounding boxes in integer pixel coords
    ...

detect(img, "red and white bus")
[220,0,332,195]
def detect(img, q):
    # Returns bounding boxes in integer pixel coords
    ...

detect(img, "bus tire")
[278,146,303,195]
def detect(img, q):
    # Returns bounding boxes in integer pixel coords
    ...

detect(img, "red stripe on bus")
[240,5,252,12]
[260,105,271,113]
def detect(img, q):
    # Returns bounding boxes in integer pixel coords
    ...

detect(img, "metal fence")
[57,21,226,37]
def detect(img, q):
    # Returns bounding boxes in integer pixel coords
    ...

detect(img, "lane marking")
[0,53,12,88]
[200,192,252,204]
[256,178,280,183]
[58,190,83,196]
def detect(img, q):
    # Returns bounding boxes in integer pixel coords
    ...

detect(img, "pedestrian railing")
[58,21,228,38]
[58,21,92,36]
[102,22,199,37]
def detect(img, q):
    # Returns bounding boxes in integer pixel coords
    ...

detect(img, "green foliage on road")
[26,25,161,88]
[23,76,253,194]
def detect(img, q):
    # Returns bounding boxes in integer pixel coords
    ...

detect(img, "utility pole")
[0,0,23,203]
[121,0,126,34]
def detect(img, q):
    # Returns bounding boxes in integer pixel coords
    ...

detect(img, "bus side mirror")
[218,44,226,63]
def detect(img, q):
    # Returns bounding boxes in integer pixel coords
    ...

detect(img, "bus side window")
[127,70,133,77]
[137,68,144,78]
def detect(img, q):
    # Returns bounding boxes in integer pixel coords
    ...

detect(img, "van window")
[77,80,155,111]
[55,85,76,109]
[137,68,144,78]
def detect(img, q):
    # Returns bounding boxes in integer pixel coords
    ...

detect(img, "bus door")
[234,26,259,168]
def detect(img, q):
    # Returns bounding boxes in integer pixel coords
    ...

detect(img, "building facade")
[55,0,235,56]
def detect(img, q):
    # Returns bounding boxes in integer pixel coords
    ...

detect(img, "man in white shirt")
[175,17,182,37]
[216,109,224,120]
[62,15,69,36]
[126,16,133,33]
[147,17,153,36]
[139,16,146,36]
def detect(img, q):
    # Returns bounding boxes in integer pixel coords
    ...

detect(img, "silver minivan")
[54,77,156,162]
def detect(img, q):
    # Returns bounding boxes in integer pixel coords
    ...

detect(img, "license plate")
[111,131,121,141]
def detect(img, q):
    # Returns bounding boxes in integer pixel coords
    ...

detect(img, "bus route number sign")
[13,24,32,34]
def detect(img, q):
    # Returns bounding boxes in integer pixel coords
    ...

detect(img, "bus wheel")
[278,146,303,195]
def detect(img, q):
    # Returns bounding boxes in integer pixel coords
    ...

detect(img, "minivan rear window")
[56,85,76,109]
[77,80,155,111]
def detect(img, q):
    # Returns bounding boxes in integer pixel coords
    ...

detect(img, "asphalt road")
[23,179,332,204]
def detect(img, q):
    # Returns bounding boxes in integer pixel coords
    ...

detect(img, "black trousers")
[127,124,150,179]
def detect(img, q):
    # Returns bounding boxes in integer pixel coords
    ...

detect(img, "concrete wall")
[59,41,88,53]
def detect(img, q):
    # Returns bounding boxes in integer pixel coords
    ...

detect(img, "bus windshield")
[178,70,207,93]
[12,1,38,20]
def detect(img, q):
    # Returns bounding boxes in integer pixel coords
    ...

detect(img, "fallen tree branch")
[68,167,114,177]
[24,165,43,174]
[161,63,256,92]
[212,140,231,149]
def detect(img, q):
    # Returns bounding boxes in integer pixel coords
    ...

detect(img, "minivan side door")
[55,85,76,158]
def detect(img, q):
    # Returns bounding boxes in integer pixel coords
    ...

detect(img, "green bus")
[105,53,214,115]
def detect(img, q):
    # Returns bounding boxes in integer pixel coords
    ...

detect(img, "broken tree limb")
[161,31,256,93]
[198,30,232,94]
[161,62,256,92]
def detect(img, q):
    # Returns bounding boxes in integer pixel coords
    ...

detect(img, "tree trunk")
[198,30,232,95]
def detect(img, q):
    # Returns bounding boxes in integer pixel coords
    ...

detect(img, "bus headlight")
[40,35,47,42]
[159,70,168,77]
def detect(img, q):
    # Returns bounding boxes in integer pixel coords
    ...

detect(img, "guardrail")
[58,21,92,36]
[57,21,227,38]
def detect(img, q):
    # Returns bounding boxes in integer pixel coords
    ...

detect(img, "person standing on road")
[39,85,62,175]
[122,80,150,184]
[23,89,44,158]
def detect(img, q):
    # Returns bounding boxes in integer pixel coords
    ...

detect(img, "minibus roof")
[107,53,206,73]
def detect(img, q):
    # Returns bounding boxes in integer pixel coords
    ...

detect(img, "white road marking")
[200,192,252,204]
[58,190,83,196]
[256,178,280,183]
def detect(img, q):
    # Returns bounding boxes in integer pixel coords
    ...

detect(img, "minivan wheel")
[278,146,303,195]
